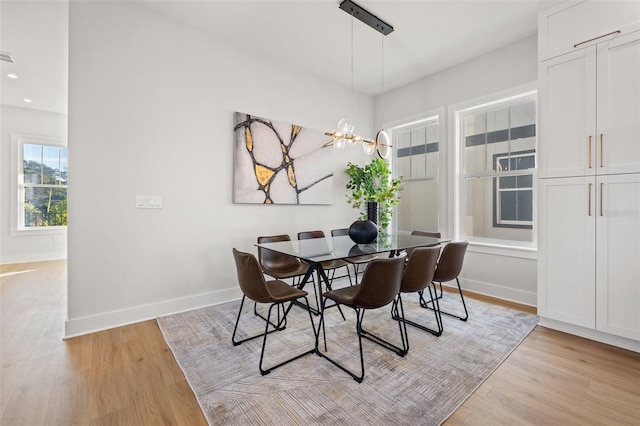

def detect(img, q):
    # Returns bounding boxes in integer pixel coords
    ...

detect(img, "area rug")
[157,279,538,425]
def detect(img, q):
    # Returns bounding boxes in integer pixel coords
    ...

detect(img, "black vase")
[348,220,378,244]
[366,202,378,225]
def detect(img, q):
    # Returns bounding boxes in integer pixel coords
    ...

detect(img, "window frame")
[388,108,446,235]
[451,84,538,249]
[493,150,535,229]
[11,133,68,236]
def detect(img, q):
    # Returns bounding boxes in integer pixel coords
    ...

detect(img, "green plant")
[345,158,402,229]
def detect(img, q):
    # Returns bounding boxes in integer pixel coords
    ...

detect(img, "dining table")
[255,232,448,314]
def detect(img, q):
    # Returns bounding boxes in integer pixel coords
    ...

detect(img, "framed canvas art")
[233,112,334,204]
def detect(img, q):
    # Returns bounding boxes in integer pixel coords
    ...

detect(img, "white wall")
[65,1,373,337]
[0,105,68,264]
[379,36,539,306]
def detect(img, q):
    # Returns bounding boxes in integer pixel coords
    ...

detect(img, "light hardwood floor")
[1,261,639,425]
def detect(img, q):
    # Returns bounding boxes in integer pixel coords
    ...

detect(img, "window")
[12,134,67,232]
[457,90,536,246]
[494,151,534,228]
[393,115,440,233]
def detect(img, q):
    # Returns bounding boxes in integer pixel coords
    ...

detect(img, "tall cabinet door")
[538,48,597,179]
[596,174,640,340]
[538,177,596,327]
[597,31,640,175]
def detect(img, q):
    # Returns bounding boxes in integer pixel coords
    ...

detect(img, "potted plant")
[345,158,402,230]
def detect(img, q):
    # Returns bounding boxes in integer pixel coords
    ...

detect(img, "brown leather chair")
[257,235,310,286]
[231,248,316,375]
[391,247,442,350]
[411,230,442,238]
[422,241,469,321]
[316,256,407,383]
[298,230,353,287]
[406,230,442,258]
[331,228,379,285]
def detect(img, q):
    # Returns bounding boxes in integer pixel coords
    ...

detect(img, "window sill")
[11,227,67,237]
[467,241,537,260]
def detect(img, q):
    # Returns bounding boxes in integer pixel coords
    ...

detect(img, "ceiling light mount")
[339,0,394,36]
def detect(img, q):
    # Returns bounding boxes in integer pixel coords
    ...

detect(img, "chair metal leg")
[317,267,346,321]
[232,296,289,346]
[359,302,408,357]
[353,264,360,285]
[293,265,346,320]
[387,295,410,353]
[316,300,365,383]
[292,267,321,315]
[342,265,353,286]
[394,285,443,337]
[316,295,408,383]
[421,278,468,321]
[259,296,317,375]
[253,301,287,330]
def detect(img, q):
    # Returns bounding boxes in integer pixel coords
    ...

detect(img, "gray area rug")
[158,278,538,425]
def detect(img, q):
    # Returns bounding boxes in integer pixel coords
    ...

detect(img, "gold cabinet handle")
[588,136,592,168]
[600,134,604,168]
[588,183,592,216]
[600,182,604,216]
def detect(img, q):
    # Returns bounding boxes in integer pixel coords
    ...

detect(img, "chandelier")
[327,0,393,159]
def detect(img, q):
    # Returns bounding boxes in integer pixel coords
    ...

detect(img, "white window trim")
[387,107,448,235]
[393,115,440,182]
[448,82,538,252]
[11,133,67,236]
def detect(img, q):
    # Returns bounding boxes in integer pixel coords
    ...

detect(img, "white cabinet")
[538,48,596,178]
[538,30,640,179]
[538,1,640,347]
[538,0,640,61]
[597,32,640,175]
[538,178,596,328]
[538,175,640,340]
[595,174,640,340]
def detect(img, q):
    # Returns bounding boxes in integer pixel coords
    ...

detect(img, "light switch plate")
[136,195,162,209]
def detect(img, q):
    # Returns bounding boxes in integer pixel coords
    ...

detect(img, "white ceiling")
[1,1,69,114]
[0,0,545,115]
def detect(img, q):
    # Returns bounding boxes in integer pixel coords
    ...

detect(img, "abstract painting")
[233,112,334,204]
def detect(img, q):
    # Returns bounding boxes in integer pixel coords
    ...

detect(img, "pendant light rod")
[339,0,394,36]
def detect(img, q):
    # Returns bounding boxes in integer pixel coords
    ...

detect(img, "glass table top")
[255,234,446,263]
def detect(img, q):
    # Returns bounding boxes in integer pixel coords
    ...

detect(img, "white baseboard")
[458,277,537,307]
[0,251,67,265]
[538,317,640,353]
[64,287,244,339]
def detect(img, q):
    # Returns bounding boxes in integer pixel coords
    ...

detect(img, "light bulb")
[337,118,355,135]
[335,137,346,149]
[363,141,375,155]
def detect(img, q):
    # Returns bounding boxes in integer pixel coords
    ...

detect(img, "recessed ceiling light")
[23,98,32,103]
[7,73,18,79]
